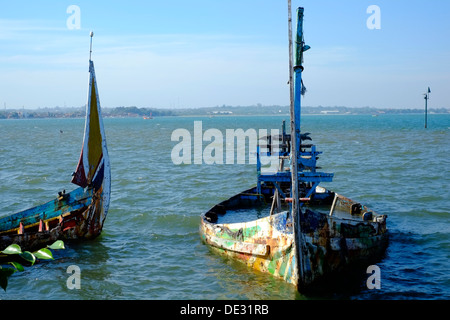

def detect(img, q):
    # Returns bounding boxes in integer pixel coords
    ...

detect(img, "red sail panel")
[71,147,88,187]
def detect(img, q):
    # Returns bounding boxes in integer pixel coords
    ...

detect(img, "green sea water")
[0,113,449,300]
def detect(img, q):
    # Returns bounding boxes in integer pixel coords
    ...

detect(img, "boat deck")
[214,203,373,225]
[206,185,385,227]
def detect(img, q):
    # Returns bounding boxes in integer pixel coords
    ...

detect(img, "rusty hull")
[299,194,388,288]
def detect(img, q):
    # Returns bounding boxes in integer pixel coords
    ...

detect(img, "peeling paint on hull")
[200,186,388,291]
[0,186,108,252]
[201,207,299,285]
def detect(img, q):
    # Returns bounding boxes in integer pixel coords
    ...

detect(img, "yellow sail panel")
[72,60,104,188]
[87,76,103,184]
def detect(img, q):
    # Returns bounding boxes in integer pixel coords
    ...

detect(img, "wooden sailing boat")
[199,5,388,292]
[0,32,111,252]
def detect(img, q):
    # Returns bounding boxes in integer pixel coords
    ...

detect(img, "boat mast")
[89,31,94,61]
[288,2,306,290]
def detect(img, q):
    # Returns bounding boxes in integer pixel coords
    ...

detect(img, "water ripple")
[1,114,449,300]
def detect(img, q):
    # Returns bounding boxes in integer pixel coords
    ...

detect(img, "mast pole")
[288,1,294,112]
[89,31,94,61]
[288,1,306,290]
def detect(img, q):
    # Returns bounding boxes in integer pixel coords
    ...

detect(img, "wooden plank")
[206,235,270,257]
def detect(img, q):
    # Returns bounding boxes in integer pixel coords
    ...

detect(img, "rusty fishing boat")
[199,6,388,292]
[0,32,111,252]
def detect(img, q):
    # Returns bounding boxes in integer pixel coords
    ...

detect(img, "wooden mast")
[290,6,334,290]
[288,1,306,290]
[89,31,94,61]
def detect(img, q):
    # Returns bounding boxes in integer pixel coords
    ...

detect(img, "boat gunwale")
[0,187,93,233]
[201,186,387,230]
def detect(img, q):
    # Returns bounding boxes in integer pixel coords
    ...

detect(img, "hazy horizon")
[3,104,448,113]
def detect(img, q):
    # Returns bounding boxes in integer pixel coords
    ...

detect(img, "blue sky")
[0,0,449,110]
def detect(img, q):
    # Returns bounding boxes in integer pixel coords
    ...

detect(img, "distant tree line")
[107,106,175,117]
[0,105,448,119]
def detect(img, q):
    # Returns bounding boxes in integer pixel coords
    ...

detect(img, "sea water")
[0,113,449,300]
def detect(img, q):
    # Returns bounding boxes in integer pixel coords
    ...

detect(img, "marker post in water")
[424,87,431,129]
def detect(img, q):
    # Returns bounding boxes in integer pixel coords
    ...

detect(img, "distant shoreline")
[1,105,449,119]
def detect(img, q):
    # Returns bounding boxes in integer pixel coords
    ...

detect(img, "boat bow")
[0,32,111,251]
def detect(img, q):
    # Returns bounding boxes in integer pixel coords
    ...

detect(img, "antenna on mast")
[89,31,94,61]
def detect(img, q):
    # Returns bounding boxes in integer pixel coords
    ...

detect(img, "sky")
[0,0,449,110]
